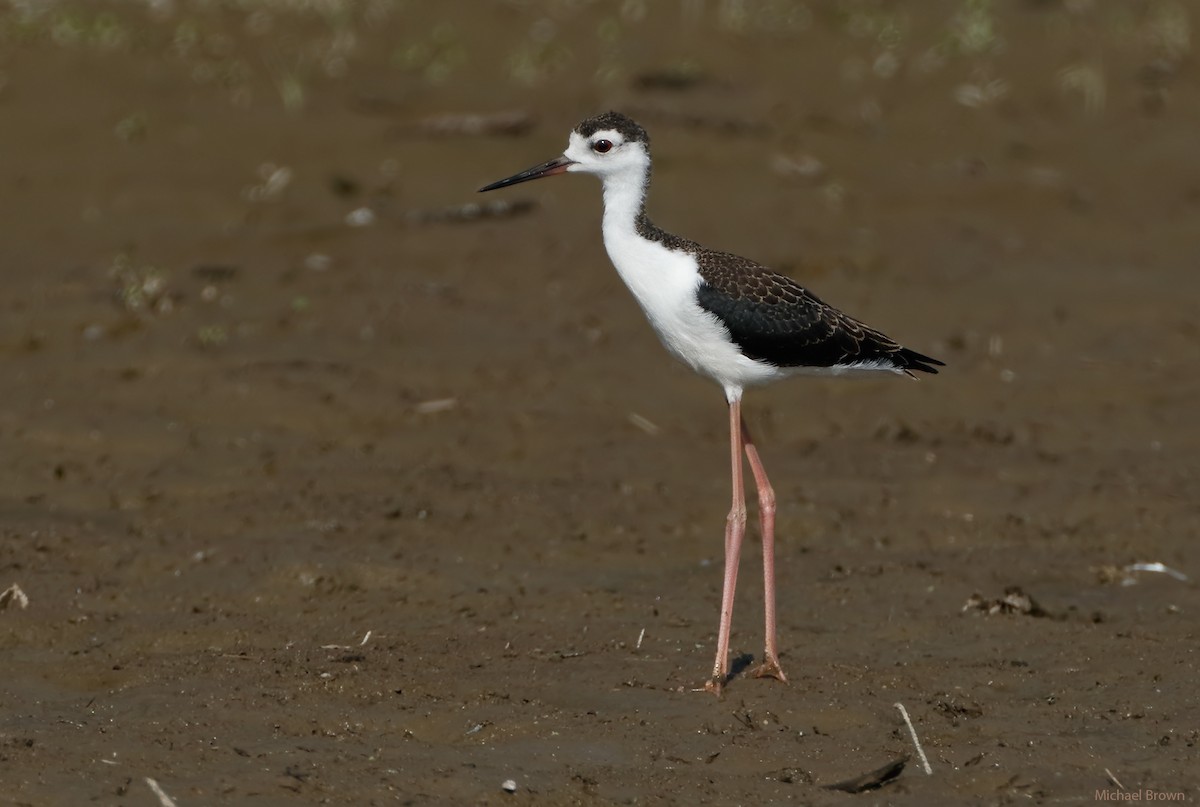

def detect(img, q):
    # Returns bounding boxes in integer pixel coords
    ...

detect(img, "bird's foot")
[703,675,726,697]
[751,653,788,683]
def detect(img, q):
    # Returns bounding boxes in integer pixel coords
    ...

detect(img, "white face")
[562,129,649,179]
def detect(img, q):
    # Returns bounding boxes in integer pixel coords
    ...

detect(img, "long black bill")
[478,155,575,193]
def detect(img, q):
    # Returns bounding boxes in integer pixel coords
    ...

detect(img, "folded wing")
[694,250,943,375]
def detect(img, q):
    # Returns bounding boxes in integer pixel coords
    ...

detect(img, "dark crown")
[575,111,649,146]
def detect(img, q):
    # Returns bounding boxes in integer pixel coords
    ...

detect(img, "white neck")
[599,165,649,245]
[591,159,769,398]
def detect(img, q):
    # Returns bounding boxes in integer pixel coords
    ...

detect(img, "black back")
[635,213,941,374]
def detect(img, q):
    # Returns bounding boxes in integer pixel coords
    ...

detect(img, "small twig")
[636,628,646,649]
[1125,562,1189,583]
[1105,767,1125,790]
[628,413,660,435]
[414,398,458,415]
[145,778,179,807]
[894,703,932,775]
[823,757,907,793]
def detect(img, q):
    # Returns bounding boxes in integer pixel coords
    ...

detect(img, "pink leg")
[742,418,787,683]
[705,398,746,695]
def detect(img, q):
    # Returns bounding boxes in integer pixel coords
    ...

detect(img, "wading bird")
[480,112,942,694]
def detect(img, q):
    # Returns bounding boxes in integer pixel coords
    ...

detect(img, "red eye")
[592,139,613,153]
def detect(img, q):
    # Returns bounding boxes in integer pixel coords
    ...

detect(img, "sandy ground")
[1,2,1198,804]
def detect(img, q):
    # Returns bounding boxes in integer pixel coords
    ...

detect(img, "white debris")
[0,583,29,610]
[415,398,458,415]
[345,207,376,227]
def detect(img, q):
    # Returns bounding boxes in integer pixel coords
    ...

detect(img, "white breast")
[600,225,786,396]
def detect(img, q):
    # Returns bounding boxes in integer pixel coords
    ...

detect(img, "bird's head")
[479,111,650,193]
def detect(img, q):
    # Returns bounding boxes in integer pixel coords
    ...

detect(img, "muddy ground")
[1,2,1198,804]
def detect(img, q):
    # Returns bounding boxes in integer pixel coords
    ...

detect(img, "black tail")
[896,347,944,376]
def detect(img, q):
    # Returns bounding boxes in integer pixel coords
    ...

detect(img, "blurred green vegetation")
[0,1,1190,114]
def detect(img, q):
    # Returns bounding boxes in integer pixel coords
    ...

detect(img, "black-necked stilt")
[480,111,943,695]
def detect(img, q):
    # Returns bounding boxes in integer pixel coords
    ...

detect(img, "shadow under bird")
[480,111,942,695]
